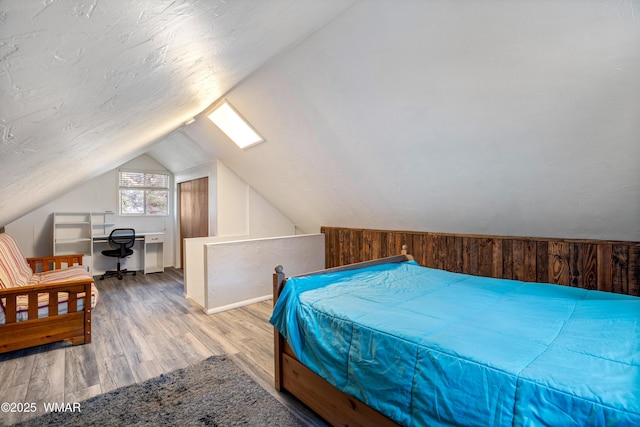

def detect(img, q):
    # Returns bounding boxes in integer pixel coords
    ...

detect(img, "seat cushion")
[29,265,92,285]
[0,233,34,289]
[102,248,134,257]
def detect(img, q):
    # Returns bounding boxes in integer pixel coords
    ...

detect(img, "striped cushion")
[0,233,33,289]
[28,265,98,309]
[29,265,91,285]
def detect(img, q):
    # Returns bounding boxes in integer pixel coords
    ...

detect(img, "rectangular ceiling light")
[207,100,264,149]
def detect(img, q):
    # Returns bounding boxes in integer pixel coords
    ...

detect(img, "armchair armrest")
[26,254,84,272]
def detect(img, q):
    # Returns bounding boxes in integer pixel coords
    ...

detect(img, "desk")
[93,232,164,275]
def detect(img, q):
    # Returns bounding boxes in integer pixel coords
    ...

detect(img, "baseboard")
[205,294,272,315]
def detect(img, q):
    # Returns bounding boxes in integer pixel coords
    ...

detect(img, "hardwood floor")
[0,268,326,426]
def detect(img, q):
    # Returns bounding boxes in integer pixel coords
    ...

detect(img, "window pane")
[119,171,169,215]
[145,190,168,215]
[121,189,145,214]
[120,172,145,187]
[145,173,169,188]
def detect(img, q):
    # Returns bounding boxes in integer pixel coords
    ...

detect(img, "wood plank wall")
[321,226,640,297]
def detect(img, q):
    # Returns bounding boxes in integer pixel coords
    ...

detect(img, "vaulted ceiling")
[0,0,355,226]
[2,1,639,241]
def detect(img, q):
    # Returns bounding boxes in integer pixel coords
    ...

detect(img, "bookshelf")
[53,211,115,273]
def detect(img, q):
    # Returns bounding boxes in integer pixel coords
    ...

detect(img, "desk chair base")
[100,261,136,280]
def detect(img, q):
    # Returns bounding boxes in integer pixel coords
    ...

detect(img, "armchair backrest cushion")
[0,233,34,289]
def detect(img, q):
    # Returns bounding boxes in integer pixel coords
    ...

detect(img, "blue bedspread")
[270,261,640,426]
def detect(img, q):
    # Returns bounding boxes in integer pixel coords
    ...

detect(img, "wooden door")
[179,177,209,266]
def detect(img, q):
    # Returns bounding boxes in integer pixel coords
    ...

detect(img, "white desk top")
[93,231,164,241]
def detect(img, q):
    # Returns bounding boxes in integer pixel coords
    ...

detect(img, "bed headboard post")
[401,244,414,261]
[273,264,285,300]
[273,264,286,391]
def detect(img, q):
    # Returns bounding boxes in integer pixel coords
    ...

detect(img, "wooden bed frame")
[0,255,94,354]
[272,246,414,427]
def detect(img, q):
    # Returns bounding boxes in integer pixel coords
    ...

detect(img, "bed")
[270,246,640,426]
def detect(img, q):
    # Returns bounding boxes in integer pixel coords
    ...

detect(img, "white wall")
[181,159,298,301]
[218,161,297,238]
[174,159,296,268]
[217,161,250,236]
[201,234,325,314]
[183,234,251,309]
[6,155,174,273]
[249,187,299,238]
[8,150,297,280]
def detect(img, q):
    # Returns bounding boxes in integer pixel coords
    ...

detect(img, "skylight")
[207,100,264,149]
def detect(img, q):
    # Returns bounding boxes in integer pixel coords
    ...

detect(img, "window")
[207,100,265,149]
[118,170,169,216]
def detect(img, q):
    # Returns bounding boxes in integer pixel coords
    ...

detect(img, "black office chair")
[100,228,137,280]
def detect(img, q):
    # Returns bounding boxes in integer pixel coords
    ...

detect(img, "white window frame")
[118,169,170,216]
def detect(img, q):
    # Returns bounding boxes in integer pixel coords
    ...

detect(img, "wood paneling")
[321,226,640,296]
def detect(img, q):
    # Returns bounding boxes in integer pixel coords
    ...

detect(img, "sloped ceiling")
[3,1,639,242]
[171,0,640,241]
[0,0,355,227]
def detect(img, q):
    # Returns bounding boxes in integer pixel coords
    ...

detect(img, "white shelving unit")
[91,211,116,238]
[53,211,115,274]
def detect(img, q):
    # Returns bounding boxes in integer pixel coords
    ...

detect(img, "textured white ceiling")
[0,0,354,226]
[3,0,639,242]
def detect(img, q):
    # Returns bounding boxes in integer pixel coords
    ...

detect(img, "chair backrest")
[108,228,136,257]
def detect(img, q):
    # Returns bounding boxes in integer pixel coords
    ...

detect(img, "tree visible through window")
[119,170,169,216]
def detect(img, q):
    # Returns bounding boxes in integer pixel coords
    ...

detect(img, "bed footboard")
[0,280,94,354]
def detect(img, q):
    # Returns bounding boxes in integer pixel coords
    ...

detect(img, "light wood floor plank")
[24,348,65,405]
[64,343,100,394]
[0,383,28,426]
[65,382,101,406]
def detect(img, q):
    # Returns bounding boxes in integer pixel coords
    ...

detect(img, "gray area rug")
[16,355,305,426]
